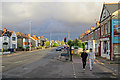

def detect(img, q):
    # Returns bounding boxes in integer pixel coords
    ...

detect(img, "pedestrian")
[81,49,88,71]
[88,48,95,71]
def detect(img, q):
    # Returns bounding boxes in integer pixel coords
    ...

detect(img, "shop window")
[114,44,120,55]
[103,41,107,54]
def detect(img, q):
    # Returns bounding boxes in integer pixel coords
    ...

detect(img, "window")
[101,25,104,36]
[103,41,107,54]
[105,23,108,35]
[12,44,16,49]
[108,21,110,33]
[96,31,97,39]
[12,37,16,41]
[4,36,7,40]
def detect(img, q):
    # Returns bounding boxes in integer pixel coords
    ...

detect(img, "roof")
[104,3,120,14]
[1,31,13,37]
[16,32,29,39]
[31,36,39,40]
[0,30,3,37]
[100,3,120,22]
[40,38,47,41]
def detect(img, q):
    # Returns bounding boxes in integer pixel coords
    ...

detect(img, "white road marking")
[72,62,77,78]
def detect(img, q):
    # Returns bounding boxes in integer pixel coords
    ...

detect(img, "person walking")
[88,48,95,71]
[81,49,88,71]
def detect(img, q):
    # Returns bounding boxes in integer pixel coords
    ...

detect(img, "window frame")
[12,37,16,41]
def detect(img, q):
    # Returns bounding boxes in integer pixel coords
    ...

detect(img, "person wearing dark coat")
[81,49,88,71]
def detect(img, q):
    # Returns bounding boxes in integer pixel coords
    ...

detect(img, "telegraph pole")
[50,32,51,47]
[68,32,70,40]
[1,26,3,55]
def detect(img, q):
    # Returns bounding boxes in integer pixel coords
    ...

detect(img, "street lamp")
[1,26,3,55]
[29,20,32,51]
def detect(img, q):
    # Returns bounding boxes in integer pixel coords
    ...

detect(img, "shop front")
[112,11,120,59]
[100,38,110,59]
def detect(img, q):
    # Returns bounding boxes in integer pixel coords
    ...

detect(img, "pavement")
[1,48,120,79]
[95,56,120,76]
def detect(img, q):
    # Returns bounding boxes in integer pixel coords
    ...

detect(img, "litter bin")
[10,49,14,52]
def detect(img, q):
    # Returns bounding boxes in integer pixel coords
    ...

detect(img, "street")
[2,48,119,78]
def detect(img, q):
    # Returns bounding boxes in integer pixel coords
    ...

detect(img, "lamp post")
[1,26,3,55]
[29,20,32,51]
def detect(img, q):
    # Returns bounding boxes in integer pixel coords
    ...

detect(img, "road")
[2,48,119,78]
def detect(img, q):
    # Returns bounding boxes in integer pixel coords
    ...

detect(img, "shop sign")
[112,19,120,43]
[100,38,109,41]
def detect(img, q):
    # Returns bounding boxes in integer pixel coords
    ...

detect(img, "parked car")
[56,46,61,51]
[61,46,64,49]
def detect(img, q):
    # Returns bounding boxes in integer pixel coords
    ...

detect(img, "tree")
[45,41,50,47]
[68,40,74,46]
[53,43,58,47]
[74,39,79,46]
[61,40,65,46]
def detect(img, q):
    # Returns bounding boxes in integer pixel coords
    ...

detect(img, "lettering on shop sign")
[100,38,109,41]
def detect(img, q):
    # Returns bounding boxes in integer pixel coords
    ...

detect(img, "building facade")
[99,3,120,60]
[16,32,29,49]
[0,28,17,51]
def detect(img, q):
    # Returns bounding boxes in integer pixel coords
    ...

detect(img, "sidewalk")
[2,47,56,56]
[96,56,120,64]
[72,54,120,77]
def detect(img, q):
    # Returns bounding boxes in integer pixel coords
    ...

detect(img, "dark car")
[56,46,61,51]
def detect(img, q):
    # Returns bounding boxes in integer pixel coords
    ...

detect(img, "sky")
[0,0,119,40]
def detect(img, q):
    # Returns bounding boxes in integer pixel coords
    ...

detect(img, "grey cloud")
[2,2,103,35]
[2,2,103,24]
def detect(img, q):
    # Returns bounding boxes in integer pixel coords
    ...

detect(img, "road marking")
[95,59,105,65]
[72,56,77,78]
[14,61,23,63]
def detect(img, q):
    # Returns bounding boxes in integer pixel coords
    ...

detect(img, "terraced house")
[79,3,120,60]
[0,28,17,51]
[99,3,120,60]
[16,32,29,49]
[28,34,40,48]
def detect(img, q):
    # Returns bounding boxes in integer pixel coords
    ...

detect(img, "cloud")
[1,1,119,34]
[2,2,103,25]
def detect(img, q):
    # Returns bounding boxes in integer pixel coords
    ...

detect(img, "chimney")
[28,34,31,37]
[4,28,7,32]
[33,35,36,37]
[41,36,44,38]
